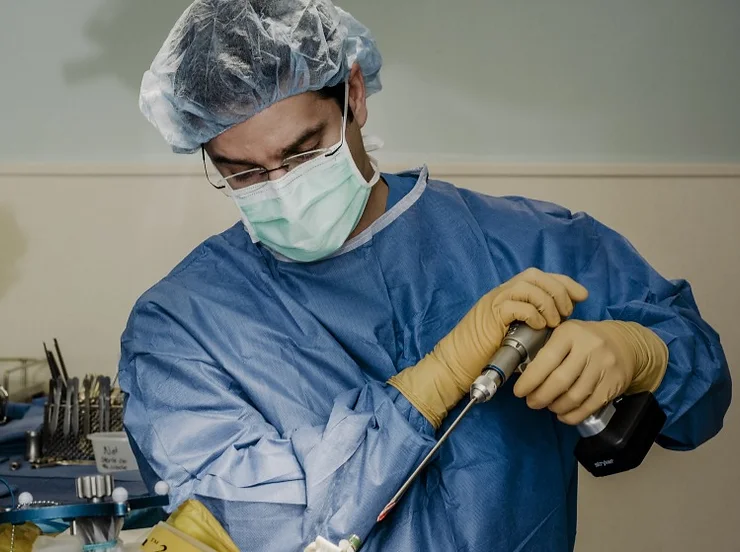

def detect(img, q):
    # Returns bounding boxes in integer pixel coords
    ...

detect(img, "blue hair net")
[140,0,383,154]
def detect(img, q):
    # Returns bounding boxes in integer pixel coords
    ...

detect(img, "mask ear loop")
[324,81,350,158]
[341,80,349,144]
[340,81,381,188]
[344,80,381,188]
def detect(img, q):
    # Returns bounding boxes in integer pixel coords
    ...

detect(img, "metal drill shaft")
[377,397,479,521]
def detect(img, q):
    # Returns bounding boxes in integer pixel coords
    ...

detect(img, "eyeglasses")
[202,113,348,193]
[202,145,344,191]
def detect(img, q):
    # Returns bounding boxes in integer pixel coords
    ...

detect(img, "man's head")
[204,64,374,187]
[140,0,382,156]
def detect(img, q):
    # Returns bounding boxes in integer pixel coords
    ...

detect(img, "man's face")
[205,79,370,190]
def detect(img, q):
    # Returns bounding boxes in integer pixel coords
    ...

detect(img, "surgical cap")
[139,0,383,154]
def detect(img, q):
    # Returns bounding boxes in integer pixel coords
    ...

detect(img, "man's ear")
[347,63,368,127]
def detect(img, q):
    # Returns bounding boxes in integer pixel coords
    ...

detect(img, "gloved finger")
[517,268,577,318]
[496,300,548,331]
[549,274,589,303]
[548,361,601,415]
[557,380,621,425]
[525,349,587,410]
[513,326,573,397]
[503,281,562,327]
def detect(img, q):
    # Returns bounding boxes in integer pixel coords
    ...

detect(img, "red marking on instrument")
[377,500,396,522]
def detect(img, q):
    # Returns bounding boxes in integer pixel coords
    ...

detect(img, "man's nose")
[267,166,289,180]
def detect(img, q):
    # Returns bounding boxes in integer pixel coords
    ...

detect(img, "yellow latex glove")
[389,269,589,429]
[514,320,668,425]
[0,522,41,552]
[165,499,239,552]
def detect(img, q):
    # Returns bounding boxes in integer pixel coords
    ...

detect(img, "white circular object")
[112,487,129,504]
[154,481,170,496]
[18,492,33,506]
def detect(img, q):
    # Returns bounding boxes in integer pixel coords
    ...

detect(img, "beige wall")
[0,165,738,550]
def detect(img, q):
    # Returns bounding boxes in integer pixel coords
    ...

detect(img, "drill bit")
[377,397,479,522]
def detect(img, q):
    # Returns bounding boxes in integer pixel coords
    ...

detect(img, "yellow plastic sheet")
[166,500,238,552]
[140,523,214,552]
[0,522,42,552]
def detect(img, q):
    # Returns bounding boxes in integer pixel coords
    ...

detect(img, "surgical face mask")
[225,89,380,263]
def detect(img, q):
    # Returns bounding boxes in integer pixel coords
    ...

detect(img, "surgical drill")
[378,321,667,521]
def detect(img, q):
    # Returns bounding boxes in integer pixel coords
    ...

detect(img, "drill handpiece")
[472,322,666,476]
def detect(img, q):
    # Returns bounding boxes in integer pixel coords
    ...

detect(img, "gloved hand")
[304,536,360,552]
[513,320,669,424]
[389,268,589,428]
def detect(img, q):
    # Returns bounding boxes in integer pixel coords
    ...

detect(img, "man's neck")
[348,175,388,239]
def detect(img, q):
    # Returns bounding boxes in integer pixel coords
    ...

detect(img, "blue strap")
[0,477,15,507]
[83,540,119,551]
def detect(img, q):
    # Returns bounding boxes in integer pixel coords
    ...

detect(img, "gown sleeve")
[462,190,731,452]
[119,299,435,551]
[572,216,731,450]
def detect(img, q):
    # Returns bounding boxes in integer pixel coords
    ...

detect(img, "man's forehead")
[207,91,335,157]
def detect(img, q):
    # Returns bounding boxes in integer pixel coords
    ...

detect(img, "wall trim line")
[1,163,739,178]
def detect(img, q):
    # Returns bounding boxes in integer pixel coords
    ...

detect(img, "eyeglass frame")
[201,107,348,191]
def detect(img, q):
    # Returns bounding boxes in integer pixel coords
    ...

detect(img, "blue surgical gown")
[384,172,416,209]
[119,167,731,551]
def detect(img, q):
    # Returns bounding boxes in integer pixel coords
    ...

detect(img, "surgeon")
[120,1,732,550]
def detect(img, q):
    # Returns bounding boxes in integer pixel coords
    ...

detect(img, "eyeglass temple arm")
[202,147,226,190]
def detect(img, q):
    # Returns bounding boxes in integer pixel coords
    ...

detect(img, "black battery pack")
[574,391,666,477]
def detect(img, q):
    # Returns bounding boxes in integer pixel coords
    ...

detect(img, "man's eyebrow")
[208,153,257,167]
[281,122,326,157]
[208,123,327,167]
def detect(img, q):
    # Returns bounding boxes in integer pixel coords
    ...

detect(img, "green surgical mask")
[230,101,380,263]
